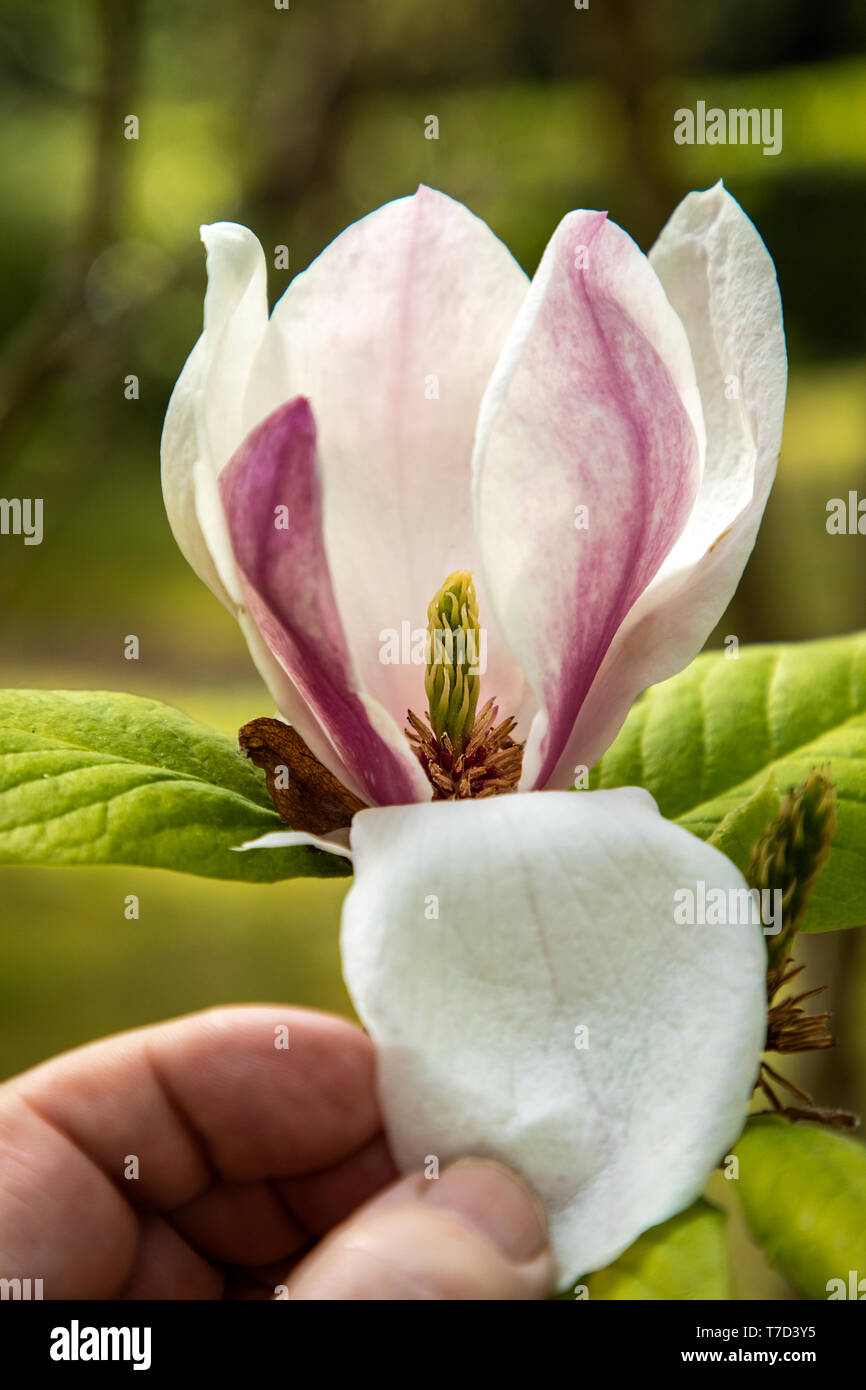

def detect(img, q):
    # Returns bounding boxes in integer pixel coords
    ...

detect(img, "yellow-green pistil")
[424,569,481,754]
[406,570,523,799]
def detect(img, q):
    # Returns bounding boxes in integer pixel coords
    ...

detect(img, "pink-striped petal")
[161,223,340,775]
[541,185,786,786]
[473,210,704,789]
[220,398,430,807]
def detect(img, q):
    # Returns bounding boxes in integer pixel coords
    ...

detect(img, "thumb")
[285,1158,555,1300]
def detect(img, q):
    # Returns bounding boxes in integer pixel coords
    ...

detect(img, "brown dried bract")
[238,717,366,835]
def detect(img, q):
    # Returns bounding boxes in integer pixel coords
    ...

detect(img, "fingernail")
[422,1157,549,1263]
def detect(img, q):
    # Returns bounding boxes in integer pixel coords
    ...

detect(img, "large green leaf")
[0,690,349,882]
[557,1200,730,1300]
[734,1116,866,1299]
[590,633,866,931]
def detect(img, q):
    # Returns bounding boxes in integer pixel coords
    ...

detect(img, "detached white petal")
[341,789,766,1284]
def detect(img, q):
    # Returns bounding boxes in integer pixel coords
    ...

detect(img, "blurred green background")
[1,0,866,1297]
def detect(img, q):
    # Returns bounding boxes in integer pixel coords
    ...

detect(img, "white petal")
[161,222,270,610]
[163,225,364,784]
[244,187,530,734]
[160,338,232,605]
[649,182,785,572]
[237,827,353,861]
[543,185,786,785]
[341,789,766,1285]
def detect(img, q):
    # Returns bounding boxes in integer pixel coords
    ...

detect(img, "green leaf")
[557,1200,730,1300]
[0,690,350,882]
[733,1116,866,1299]
[590,632,866,931]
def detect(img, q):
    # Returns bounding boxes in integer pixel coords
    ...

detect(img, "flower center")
[405,569,524,799]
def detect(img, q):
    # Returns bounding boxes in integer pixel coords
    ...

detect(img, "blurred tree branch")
[0,0,141,469]
[591,0,682,244]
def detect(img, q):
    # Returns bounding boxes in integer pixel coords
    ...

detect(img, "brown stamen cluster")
[755,957,857,1131]
[744,768,857,1130]
[765,960,833,1057]
[406,697,524,799]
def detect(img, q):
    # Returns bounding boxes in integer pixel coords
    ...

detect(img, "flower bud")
[747,768,837,969]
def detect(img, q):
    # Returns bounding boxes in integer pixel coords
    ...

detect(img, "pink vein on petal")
[219,397,427,807]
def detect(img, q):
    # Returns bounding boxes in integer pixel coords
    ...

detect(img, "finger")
[285,1159,555,1301]
[0,1006,385,1295]
[169,1178,307,1266]
[277,1133,398,1236]
[163,1134,400,1287]
[116,1215,224,1301]
[11,1006,381,1208]
[0,1088,137,1298]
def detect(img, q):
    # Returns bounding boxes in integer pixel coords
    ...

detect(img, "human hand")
[0,1006,554,1300]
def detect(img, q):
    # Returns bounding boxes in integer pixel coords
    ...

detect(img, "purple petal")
[473,210,704,788]
[541,185,787,785]
[220,398,430,807]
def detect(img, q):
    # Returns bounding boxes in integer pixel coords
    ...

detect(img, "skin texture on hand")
[0,1006,554,1301]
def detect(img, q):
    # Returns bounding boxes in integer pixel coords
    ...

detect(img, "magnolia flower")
[162,184,785,1284]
